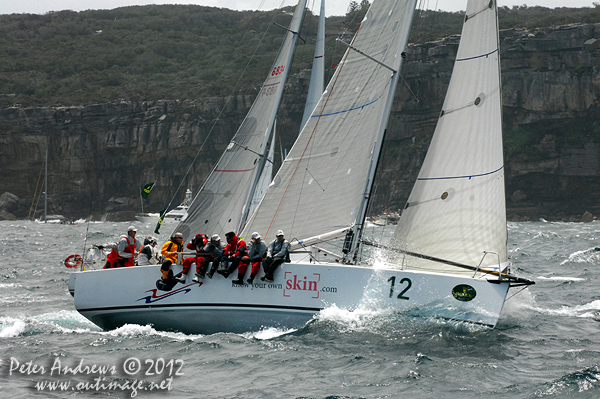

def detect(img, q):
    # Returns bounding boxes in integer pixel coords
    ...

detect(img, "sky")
[0,0,596,18]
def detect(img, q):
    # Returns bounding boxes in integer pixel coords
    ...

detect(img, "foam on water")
[105,324,205,341]
[240,326,298,340]
[0,311,100,337]
[560,247,600,265]
[537,276,586,281]
[524,299,600,319]
[0,317,27,338]
[536,365,600,396]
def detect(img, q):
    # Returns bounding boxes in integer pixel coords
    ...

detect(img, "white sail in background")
[392,0,506,275]
[175,0,307,241]
[243,0,417,244]
[299,0,326,132]
[248,121,276,218]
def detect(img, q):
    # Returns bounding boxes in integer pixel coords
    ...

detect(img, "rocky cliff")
[1,23,599,222]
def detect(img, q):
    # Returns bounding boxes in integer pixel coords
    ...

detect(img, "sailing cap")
[173,232,183,239]
[211,234,221,242]
[251,232,261,240]
[128,226,137,232]
[276,230,284,237]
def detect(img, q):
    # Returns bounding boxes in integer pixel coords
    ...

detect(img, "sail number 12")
[387,276,411,300]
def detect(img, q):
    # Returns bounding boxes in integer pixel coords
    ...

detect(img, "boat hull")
[71,262,510,334]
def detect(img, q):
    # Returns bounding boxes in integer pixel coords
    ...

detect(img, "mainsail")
[392,0,506,275]
[175,0,307,241]
[242,0,417,245]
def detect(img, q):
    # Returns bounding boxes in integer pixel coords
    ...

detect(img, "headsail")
[175,0,307,241]
[242,0,417,244]
[299,0,326,132]
[391,0,506,275]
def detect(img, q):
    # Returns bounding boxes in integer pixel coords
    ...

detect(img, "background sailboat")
[299,0,326,132]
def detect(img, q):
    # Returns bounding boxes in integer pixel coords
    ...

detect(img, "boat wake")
[314,304,488,335]
[506,293,600,320]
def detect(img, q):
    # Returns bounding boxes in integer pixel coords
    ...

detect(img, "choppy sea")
[0,219,599,398]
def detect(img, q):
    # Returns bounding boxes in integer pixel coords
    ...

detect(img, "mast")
[300,0,325,132]
[44,146,48,223]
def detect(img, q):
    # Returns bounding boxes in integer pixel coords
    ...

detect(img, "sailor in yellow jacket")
[160,232,184,264]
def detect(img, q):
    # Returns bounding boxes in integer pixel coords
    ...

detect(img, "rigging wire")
[505,285,530,302]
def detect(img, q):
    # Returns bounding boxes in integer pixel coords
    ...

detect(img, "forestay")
[243,0,417,244]
[175,0,307,241]
[391,0,506,275]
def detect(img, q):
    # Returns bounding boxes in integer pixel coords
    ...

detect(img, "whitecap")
[537,276,586,281]
[560,247,600,265]
[0,317,27,338]
[527,300,600,318]
[105,323,204,341]
[241,326,297,340]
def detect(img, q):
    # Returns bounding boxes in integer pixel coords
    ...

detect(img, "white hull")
[70,262,510,334]
[134,213,159,224]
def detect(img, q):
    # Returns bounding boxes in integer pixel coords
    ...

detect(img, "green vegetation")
[0,3,598,108]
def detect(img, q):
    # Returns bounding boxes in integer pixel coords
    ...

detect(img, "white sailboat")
[135,188,192,225]
[70,0,534,334]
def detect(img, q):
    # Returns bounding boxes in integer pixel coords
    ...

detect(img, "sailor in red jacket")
[178,233,208,283]
[217,231,247,278]
[116,226,142,267]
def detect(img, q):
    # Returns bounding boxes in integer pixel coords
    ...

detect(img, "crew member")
[161,232,185,264]
[138,236,158,266]
[217,231,247,278]
[180,233,208,283]
[261,230,290,282]
[117,226,142,267]
[196,234,223,280]
[232,232,266,285]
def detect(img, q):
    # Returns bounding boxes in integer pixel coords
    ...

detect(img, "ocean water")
[0,219,599,398]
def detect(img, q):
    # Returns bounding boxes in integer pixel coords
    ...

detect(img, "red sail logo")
[284,272,320,299]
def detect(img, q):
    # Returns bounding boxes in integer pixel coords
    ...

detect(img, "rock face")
[0,23,600,221]
[0,192,18,220]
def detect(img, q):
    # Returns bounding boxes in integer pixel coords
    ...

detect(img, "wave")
[536,364,600,396]
[560,247,600,265]
[537,276,586,281]
[0,311,99,337]
[524,299,600,319]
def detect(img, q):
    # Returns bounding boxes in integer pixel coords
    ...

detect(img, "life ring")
[64,254,83,268]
